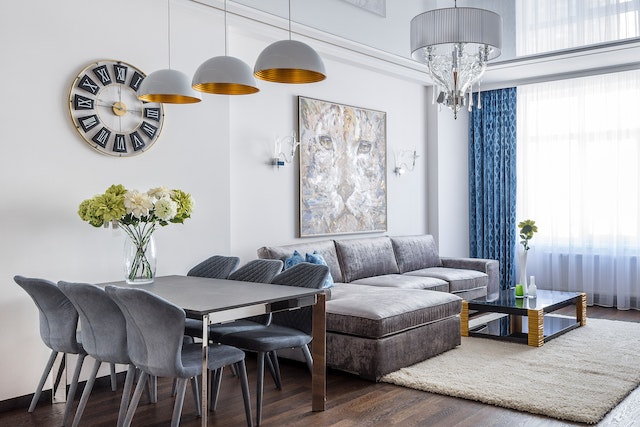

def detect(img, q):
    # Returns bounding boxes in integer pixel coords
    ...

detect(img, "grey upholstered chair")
[187,255,240,279]
[184,255,241,339]
[218,262,329,426]
[58,281,140,427]
[13,275,87,426]
[105,285,252,427]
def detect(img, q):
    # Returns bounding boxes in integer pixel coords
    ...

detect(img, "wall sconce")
[393,149,419,176]
[272,131,300,169]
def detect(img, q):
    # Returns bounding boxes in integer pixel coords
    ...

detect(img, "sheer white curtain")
[516,0,640,56]
[517,70,640,309]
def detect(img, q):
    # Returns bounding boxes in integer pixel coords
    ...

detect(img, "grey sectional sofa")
[258,235,499,380]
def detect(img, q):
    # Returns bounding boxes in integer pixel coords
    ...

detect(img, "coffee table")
[461,289,587,347]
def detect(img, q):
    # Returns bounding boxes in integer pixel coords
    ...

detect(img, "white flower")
[124,190,154,218]
[147,186,173,200]
[154,197,178,221]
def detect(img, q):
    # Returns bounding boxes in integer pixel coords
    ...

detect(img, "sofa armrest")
[440,257,500,298]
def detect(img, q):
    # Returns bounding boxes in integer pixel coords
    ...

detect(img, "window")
[517,70,640,309]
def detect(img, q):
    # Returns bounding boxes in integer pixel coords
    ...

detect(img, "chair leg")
[210,368,223,411]
[146,375,158,403]
[122,371,148,427]
[190,375,201,417]
[256,352,265,426]
[117,365,136,427]
[171,377,188,427]
[70,359,100,427]
[268,351,282,390]
[110,363,117,391]
[236,361,253,427]
[29,350,58,412]
[52,353,66,397]
[63,353,86,427]
[301,344,313,374]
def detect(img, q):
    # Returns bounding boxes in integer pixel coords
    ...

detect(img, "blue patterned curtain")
[469,88,517,290]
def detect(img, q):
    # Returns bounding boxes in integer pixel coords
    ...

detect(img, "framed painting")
[298,96,387,237]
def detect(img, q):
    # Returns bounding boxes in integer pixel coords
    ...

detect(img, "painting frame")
[298,96,387,237]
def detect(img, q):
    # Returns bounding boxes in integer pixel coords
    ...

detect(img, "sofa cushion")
[350,274,449,292]
[391,235,442,273]
[405,267,488,294]
[257,240,343,283]
[326,284,461,339]
[335,236,399,283]
[305,251,335,289]
[285,250,305,269]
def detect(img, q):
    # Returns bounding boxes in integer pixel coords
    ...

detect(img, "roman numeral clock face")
[69,60,164,157]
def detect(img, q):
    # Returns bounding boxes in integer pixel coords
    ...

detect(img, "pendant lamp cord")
[167,0,172,68]
[288,0,292,40]
[224,0,228,55]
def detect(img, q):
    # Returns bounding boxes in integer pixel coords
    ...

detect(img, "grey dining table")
[100,275,327,426]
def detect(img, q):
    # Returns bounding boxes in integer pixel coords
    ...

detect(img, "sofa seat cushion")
[335,236,399,282]
[257,240,343,283]
[405,267,488,294]
[391,235,442,273]
[350,274,449,292]
[326,284,461,339]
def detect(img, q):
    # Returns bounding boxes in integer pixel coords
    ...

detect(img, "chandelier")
[410,1,502,119]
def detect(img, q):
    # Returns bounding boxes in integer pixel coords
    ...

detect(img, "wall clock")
[68,60,165,157]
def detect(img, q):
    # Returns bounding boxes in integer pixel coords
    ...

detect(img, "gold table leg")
[460,301,469,337]
[528,308,544,347]
[577,293,587,326]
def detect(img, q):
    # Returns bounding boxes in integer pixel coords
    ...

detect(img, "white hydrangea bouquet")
[78,184,194,283]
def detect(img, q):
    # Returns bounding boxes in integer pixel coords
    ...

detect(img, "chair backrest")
[58,281,129,365]
[105,286,193,378]
[13,275,82,354]
[228,259,284,283]
[270,263,329,333]
[187,255,240,279]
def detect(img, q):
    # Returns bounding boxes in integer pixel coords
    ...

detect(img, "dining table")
[100,275,327,426]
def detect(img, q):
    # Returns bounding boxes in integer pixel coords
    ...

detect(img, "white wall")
[0,0,468,402]
[426,88,471,257]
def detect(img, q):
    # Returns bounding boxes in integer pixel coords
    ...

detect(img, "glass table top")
[469,289,583,312]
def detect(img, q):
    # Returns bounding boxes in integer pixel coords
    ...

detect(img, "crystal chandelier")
[410,1,502,119]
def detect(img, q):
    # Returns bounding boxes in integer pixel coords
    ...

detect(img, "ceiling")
[204,0,640,89]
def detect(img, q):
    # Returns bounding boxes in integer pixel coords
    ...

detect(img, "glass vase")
[122,225,156,285]
[518,248,528,295]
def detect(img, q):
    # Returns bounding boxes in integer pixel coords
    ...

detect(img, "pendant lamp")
[253,0,326,84]
[192,0,259,95]
[138,0,201,104]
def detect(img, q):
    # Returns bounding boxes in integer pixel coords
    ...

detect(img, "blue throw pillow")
[285,250,305,270]
[305,251,335,289]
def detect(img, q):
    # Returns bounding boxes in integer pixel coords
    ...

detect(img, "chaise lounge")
[258,234,499,380]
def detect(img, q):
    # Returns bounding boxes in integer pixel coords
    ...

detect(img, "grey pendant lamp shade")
[193,56,259,95]
[254,39,326,84]
[138,69,202,104]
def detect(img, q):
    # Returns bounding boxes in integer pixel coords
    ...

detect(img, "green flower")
[518,219,538,251]
[170,189,194,224]
[78,199,103,227]
[105,184,127,197]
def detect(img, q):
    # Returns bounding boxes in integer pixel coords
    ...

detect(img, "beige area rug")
[380,318,640,424]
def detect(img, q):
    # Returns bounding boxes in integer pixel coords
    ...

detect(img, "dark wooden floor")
[2,306,640,427]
